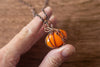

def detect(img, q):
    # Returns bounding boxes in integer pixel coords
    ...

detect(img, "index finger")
[1,7,52,56]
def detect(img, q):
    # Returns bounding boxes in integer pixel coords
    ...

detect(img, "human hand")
[0,7,75,67]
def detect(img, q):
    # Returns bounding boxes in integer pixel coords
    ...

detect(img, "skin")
[0,7,75,67]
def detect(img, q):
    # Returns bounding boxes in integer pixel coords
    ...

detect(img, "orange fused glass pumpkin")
[45,29,67,48]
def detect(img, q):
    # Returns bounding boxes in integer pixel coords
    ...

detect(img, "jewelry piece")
[18,0,67,48]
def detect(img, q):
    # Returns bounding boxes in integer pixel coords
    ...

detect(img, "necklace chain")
[18,0,55,32]
[18,0,49,17]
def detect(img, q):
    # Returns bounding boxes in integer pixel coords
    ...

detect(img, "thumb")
[39,44,75,67]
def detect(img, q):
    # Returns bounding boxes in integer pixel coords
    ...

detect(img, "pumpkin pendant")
[45,29,67,48]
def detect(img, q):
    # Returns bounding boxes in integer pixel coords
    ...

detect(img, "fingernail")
[61,45,75,57]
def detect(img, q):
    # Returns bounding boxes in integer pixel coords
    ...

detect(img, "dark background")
[0,0,100,67]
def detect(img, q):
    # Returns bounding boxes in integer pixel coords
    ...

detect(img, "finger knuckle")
[18,26,33,40]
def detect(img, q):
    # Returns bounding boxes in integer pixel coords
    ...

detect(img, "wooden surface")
[0,0,100,67]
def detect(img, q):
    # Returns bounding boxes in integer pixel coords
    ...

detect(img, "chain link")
[18,0,55,32]
[18,0,49,17]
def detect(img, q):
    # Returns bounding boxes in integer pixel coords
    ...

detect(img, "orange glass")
[45,29,67,48]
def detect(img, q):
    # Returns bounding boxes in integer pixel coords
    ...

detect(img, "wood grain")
[0,0,100,67]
